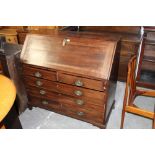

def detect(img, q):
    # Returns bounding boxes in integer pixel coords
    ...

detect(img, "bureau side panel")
[105,41,121,123]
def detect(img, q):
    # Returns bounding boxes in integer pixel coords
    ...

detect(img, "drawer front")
[61,106,104,124]
[58,73,106,91]
[24,76,106,101]
[22,65,57,81]
[26,85,105,111]
[26,85,60,101]
[28,95,61,110]
[57,83,105,101]
[58,94,105,112]
[5,35,18,44]
[23,76,58,93]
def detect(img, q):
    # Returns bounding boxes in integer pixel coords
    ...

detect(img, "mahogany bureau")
[20,32,120,128]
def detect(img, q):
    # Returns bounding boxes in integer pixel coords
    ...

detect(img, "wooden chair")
[120,56,155,129]
[153,105,155,129]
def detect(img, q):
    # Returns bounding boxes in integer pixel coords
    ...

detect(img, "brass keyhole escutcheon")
[62,38,70,46]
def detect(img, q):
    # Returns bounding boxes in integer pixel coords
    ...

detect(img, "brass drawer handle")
[34,72,42,78]
[36,80,43,86]
[77,111,84,116]
[74,90,83,96]
[40,90,46,95]
[75,99,84,105]
[75,80,83,87]
[42,100,48,105]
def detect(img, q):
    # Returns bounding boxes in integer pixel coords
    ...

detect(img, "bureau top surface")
[20,33,118,80]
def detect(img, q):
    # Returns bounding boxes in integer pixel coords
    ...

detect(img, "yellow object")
[0,74,16,122]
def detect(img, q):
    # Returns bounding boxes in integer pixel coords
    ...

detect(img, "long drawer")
[26,86,105,111]
[61,106,104,124]
[28,95,61,110]
[28,95,104,124]
[24,76,106,101]
[57,83,105,101]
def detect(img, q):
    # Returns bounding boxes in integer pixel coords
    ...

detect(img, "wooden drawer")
[57,82,106,101]
[26,85,105,111]
[58,93,105,112]
[23,76,58,93]
[58,73,106,91]
[26,85,60,101]
[22,65,57,81]
[24,76,106,101]
[5,35,18,44]
[28,95,61,110]
[61,106,104,124]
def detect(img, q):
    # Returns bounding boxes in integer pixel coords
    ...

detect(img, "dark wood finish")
[78,26,141,81]
[20,32,120,128]
[79,26,140,34]
[22,64,57,81]
[17,27,141,81]
[58,73,107,91]
[120,56,155,129]
[21,34,117,79]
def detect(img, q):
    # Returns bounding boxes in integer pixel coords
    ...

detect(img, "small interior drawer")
[58,73,106,91]
[22,65,57,81]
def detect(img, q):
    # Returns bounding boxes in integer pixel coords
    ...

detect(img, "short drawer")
[28,95,61,110]
[57,83,106,101]
[22,64,57,81]
[58,73,106,91]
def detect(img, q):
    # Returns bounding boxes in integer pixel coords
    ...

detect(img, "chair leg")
[153,105,155,129]
[120,104,126,129]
